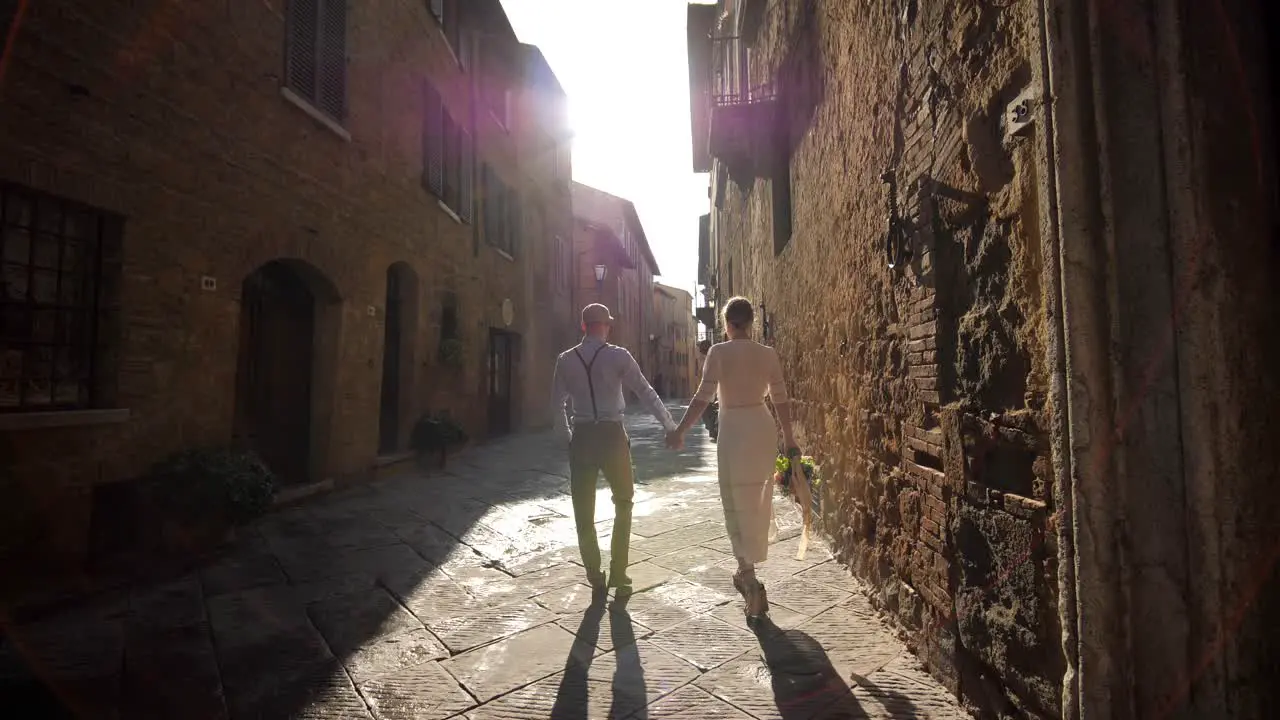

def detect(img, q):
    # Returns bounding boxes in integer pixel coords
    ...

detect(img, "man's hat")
[581,303,615,325]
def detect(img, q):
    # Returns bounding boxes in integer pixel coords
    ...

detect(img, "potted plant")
[411,413,469,468]
[438,338,465,368]
[142,448,278,556]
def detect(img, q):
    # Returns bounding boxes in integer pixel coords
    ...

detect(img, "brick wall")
[695,0,1060,714]
[0,0,570,574]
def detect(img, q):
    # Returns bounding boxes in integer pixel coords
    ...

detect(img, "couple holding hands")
[550,297,800,620]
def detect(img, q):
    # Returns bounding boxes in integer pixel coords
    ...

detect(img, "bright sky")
[500,0,710,296]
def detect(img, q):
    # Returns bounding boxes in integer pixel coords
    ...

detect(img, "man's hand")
[665,430,685,450]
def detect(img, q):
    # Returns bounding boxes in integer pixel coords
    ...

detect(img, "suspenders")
[573,344,609,421]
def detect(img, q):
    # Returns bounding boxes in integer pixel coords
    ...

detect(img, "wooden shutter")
[285,0,318,101]
[459,129,474,223]
[506,188,520,256]
[458,27,471,71]
[441,113,458,208]
[317,0,346,120]
[423,84,444,196]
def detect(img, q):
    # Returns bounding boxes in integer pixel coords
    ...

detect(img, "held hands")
[665,429,685,450]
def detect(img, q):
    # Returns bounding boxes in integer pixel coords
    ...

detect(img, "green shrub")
[438,338,465,367]
[145,447,278,526]
[411,413,469,457]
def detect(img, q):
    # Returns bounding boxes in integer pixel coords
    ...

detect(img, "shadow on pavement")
[608,597,646,720]
[551,601,606,719]
[0,414,675,718]
[752,617,918,719]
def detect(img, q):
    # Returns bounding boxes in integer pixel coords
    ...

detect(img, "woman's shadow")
[750,618,917,719]
[550,594,648,719]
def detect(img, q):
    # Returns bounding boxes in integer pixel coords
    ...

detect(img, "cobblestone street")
[2,404,970,719]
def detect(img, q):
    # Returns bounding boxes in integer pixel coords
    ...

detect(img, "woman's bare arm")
[675,399,710,434]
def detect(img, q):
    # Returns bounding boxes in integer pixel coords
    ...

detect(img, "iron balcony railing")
[710,35,776,107]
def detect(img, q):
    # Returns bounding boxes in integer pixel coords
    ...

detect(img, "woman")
[668,297,800,620]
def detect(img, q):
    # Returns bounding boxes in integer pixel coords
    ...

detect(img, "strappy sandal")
[733,571,770,620]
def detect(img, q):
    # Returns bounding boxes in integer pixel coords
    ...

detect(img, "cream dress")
[693,339,790,564]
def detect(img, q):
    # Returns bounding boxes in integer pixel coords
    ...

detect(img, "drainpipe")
[1031,0,1080,715]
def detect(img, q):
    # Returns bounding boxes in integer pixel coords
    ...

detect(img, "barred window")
[285,0,347,123]
[1,184,121,412]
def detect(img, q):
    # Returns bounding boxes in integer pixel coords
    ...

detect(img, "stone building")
[0,0,572,579]
[689,0,1279,718]
[652,282,697,398]
[570,182,661,380]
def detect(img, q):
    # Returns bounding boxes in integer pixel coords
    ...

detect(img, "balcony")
[697,214,711,286]
[709,35,779,177]
[695,305,717,328]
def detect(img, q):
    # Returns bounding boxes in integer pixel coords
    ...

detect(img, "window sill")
[281,87,352,142]
[0,408,131,431]
[437,199,464,224]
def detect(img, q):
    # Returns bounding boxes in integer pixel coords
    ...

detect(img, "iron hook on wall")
[880,168,913,270]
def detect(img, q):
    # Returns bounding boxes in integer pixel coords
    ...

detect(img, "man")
[550,303,677,600]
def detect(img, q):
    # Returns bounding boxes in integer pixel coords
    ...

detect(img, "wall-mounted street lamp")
[593,264,607,302]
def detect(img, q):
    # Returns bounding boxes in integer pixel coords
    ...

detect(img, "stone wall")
[0,0,570,575]
[704,0,1061,714]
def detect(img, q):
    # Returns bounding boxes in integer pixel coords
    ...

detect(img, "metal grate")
[0,185,106,411]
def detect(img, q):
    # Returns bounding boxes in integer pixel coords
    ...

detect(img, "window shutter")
[507,189,520,256]
[285,0,319,100]
[481,164,493,242]
[316,0,346,120]
[458,27,471,71]
[423,84,444,196]
[459,129,474,223]
[430,0,444,22]
[441,113,458,208]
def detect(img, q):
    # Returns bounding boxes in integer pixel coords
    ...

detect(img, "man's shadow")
[751,618,917,719]
[551,594,648,719]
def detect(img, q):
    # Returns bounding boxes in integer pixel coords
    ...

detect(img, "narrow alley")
[1,404,968,719]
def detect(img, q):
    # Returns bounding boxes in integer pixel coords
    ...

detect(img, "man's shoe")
[587,570,608,602]
[607,571,633,600]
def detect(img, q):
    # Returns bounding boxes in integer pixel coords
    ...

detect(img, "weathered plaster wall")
[708,0,1062,714]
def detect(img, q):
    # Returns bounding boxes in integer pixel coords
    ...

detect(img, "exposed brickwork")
[690,0,1059,715]
[0,0,570,576]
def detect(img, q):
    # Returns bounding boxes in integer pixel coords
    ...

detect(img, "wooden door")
[487,329,513,436]
[378,269,402,454]
[236,263,314,485]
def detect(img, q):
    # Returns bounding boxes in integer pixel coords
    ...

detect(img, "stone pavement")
[0,403,971,719]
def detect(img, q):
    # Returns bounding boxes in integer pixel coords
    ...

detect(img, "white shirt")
[550,335,677,441]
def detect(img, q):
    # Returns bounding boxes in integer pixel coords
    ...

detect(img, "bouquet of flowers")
[773,452,820,560]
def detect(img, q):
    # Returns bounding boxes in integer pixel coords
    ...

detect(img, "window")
[285,0,347,122]
[1,184,121,412]
[422,82,474,222]
[482,165,519,257]
[553,235,570,294]
[429,0,469,68]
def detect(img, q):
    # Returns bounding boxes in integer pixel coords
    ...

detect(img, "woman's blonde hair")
[722,296,754,329]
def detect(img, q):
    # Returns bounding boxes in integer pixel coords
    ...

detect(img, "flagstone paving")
[0,403,971,719]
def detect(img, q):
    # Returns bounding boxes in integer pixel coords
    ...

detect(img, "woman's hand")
[665,430,685,450]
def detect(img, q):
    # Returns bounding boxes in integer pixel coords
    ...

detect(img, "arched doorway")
[234,259,340,485]
[378,263,418,454]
